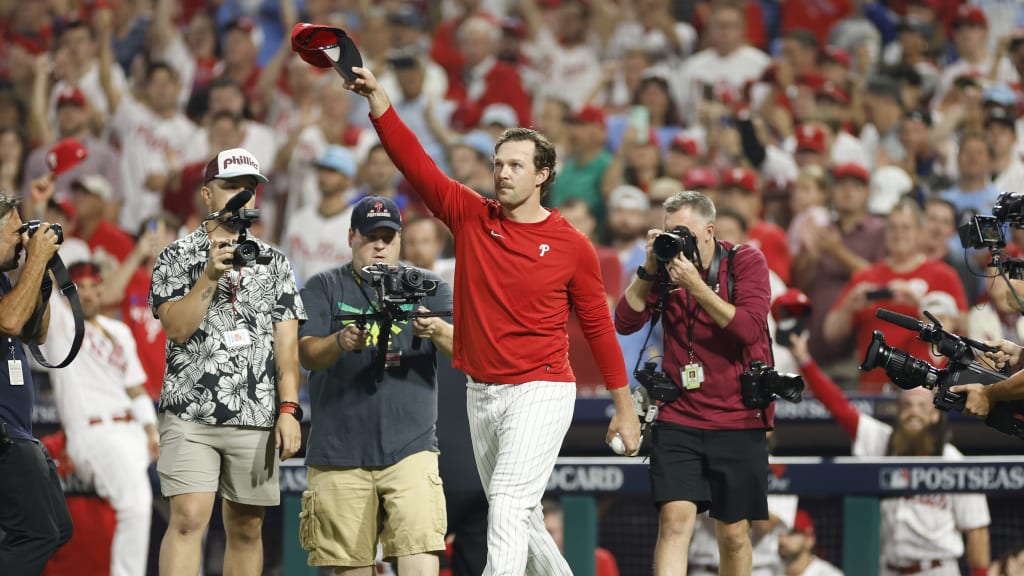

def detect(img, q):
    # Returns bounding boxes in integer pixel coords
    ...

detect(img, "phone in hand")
[865,287,894,301]
[628,105,649,145]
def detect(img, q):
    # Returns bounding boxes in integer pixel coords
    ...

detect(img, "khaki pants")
[300,450,447,567]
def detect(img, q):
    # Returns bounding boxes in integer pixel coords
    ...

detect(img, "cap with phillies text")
[351,196,403,235]
[204,148,269,184]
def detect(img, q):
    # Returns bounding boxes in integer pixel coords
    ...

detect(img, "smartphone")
[865,287,894,301]
[628,105,649,145]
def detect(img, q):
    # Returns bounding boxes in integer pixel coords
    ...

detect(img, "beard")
[887,423,942,457]
[0,247,20,272]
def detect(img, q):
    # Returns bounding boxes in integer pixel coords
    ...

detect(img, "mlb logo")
[880,468,911,490]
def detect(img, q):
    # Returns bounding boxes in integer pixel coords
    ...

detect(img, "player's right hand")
[337,323,371,352]
[983,339,1023,370]
[23,222,61,263]
[204,240,234,281]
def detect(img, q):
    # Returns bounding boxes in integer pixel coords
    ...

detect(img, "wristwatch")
[279,401,303,421]
[636,265,658,282]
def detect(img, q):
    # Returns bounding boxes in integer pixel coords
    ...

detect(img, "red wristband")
[970,567,988,576]
[279,401,299,415]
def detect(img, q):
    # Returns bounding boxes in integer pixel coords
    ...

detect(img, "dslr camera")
[15,220,64,262]
[18,219,64,244]
[860,308,1024,439]
[959,192,1024,277]
[740,360,804,409]
[652,226,698,264]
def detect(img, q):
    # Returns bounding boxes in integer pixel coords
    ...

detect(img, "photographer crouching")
[0,182,73,574]
[615,191,779,575]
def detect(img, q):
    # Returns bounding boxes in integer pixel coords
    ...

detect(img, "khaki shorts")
[156,412,280,506]
[300,450,447,567]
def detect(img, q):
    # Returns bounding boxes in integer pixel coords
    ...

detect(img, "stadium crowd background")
[4,0,1024,573]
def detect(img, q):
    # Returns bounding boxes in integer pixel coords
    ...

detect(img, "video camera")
[335,264,451,380]
[959,192,1024,281]
[652,226,698,264]
[860,308,1024,439]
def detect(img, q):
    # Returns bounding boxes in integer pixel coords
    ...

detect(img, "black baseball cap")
[351,196,402,235]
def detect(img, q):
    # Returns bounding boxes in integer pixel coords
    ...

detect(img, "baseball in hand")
[609,433,626,455]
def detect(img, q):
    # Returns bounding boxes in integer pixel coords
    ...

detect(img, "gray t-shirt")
[299,263,453,467]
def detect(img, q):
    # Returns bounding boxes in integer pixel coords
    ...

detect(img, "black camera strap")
[26,254,84,368]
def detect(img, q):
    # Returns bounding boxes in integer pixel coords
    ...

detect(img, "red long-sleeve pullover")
[370,106,627,389]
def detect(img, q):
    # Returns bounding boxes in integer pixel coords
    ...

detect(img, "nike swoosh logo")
[490,230,504,239]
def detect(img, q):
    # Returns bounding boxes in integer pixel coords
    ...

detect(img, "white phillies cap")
[204,148,269,183]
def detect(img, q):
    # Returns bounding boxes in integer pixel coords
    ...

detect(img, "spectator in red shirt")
[446,16,532,130]
[717,166,793,284]
[824,198,967,392]
[431,0,489,87]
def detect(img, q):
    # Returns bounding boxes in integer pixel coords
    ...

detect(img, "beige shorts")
[299,450,447,567]
[156,412,280,506]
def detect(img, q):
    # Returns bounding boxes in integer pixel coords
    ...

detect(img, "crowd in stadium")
[4,0,1024,574]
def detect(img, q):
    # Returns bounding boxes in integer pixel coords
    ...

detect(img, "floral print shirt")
[149,226,306,428]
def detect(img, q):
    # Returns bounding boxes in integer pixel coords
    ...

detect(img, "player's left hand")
[276,411,302,460]
[606,405,642,456]
[665,253,702,291]
[948,383,992,418]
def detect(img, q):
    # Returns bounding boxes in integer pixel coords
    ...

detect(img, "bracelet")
[334,330,345,351]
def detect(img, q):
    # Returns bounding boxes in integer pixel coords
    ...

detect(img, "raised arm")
[787,332,860,437]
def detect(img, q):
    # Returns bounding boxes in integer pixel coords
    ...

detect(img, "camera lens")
[860,330,940,390]
[401,268,424,290]
[652,233,682,262]
[233,239,259,265]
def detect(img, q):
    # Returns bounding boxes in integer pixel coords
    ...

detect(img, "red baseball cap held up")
[47,138,88,176]
[291,23,363,81]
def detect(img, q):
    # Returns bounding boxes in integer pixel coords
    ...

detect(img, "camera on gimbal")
[211,189,260,267]
[361,263,439,307]
[652,226,698,264]
[740,360,805,409]
[860,308,1024,440]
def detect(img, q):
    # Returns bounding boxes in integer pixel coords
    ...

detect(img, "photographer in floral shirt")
[148,148,307,575]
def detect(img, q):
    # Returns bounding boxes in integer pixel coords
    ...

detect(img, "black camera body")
[740,360,805,409]
[224,207,260,267]
[861,309,1024,440]
[653,226,698,264]
[19,220,64,245]
[634,361,681,404]
[361,263,439,310]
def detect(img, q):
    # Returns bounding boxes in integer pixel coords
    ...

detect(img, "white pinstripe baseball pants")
[467,379,576,576]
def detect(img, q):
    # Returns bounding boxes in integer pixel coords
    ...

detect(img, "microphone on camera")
[220,188,254,216]
[875,308,924,332]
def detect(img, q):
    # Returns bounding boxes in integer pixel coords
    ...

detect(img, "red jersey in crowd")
[122,268,166,399]
[747,220,792,285]
[831,258,966,392]
[447,60,533,130]
[780,0,852,46]
[84,220,135,263]
[371,106,627,389]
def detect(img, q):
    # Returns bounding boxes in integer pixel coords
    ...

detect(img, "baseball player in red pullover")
[343,67,640,576]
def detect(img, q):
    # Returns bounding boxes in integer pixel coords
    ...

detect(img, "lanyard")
[351,264,380,312]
